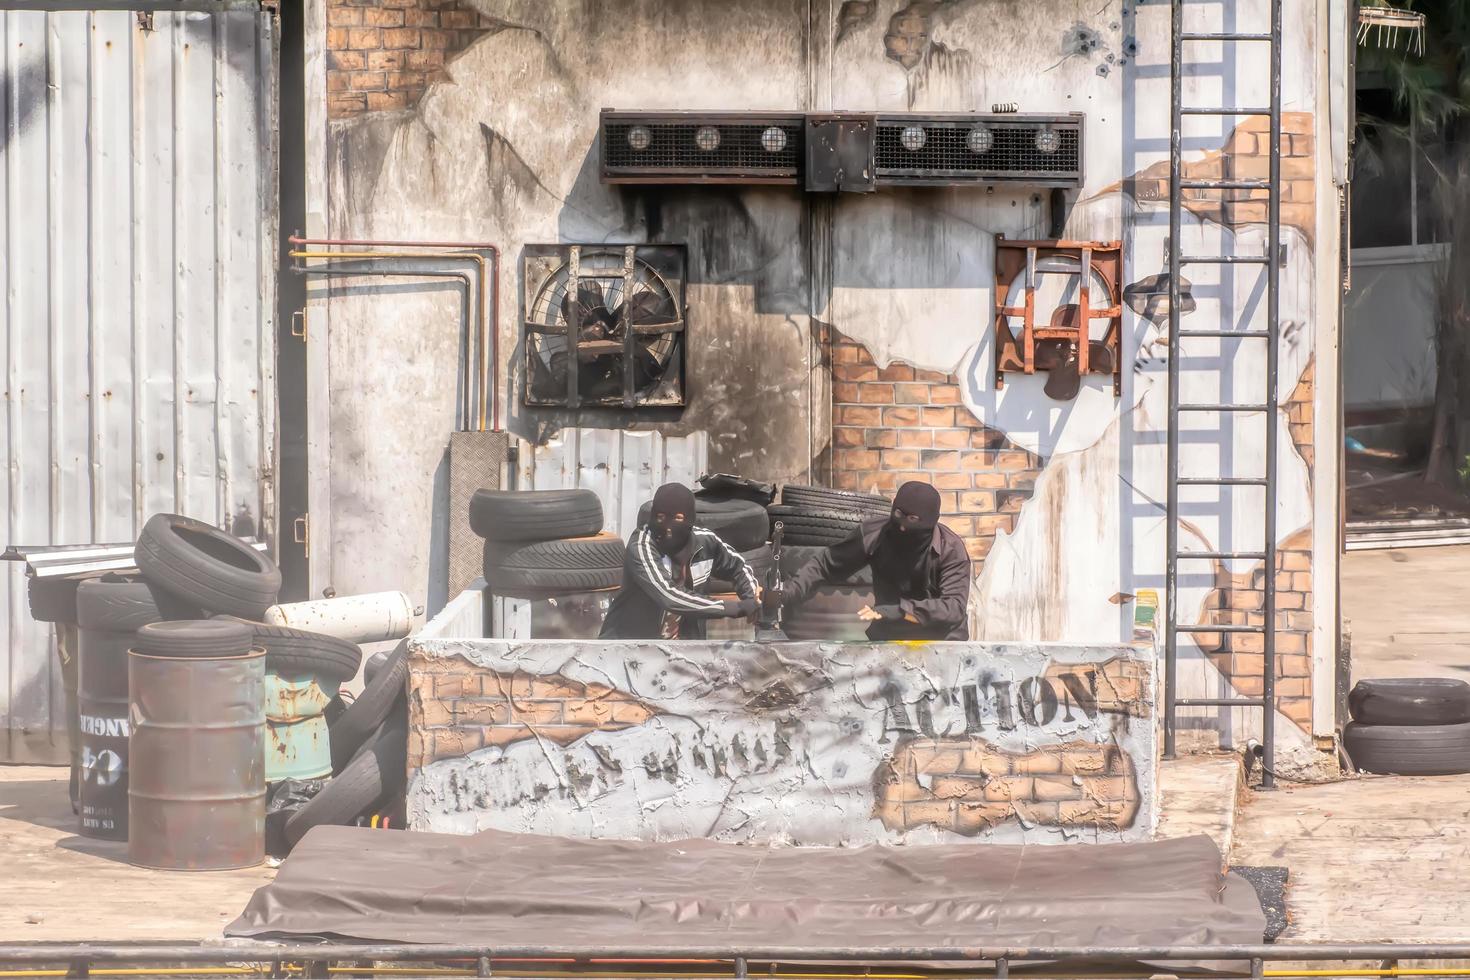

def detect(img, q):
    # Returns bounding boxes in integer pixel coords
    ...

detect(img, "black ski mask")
[882,481,940,565]
[648,483,696,556]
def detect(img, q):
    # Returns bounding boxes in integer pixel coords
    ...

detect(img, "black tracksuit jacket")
[598,526,759,640]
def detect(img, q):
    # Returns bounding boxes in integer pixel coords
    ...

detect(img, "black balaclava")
[881,481,940,565]
[648,483,696,556]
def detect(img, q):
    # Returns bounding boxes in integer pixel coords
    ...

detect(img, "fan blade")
[1043,353,1082,401]
[560,281,608,326]
[622,290,672,324]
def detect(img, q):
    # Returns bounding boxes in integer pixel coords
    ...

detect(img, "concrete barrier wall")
[406,633,1158,845]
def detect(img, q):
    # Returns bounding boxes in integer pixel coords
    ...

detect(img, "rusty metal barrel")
[128,620,266,871]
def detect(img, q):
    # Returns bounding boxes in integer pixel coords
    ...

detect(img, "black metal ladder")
[1164,0,1284,786]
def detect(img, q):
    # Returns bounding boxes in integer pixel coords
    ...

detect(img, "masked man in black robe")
[773,481,972,640]
[599,482,760,640]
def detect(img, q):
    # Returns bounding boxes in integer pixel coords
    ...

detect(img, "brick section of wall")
[873,736,1140,835]
[1117,111,1316,244]
[1287,357,1314,476]
[408,659,660,769]
[1192,527,1313,729]
[326,0,498,118]
[828,331,1046,564]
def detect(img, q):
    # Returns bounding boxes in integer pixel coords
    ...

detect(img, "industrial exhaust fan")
[600,109,1084,191]
[522,244,687,410]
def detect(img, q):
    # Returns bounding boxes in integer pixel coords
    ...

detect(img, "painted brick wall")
[828,330,1046,564]
[325,0,496,118]
[1194,527,1313,729]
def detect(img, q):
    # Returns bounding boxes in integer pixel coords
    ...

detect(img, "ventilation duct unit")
[599,110,1085,191]
[872,113,1084,188]
[600,110,804,185]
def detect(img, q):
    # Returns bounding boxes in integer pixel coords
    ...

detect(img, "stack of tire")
[470,489,624,598]
[770,485,886,642]
[1343,677,1470,776]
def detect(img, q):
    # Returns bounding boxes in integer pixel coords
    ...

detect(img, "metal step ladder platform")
[1164,0,1284,786]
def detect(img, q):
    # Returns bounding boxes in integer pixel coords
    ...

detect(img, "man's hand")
[858,604,911,623]
[723,597,759,619]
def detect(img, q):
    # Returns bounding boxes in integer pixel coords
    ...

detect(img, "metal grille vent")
[874,119,1082,185]
[603,120,803,179]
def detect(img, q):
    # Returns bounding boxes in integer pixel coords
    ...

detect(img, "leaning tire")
[331,640,408,774]
[362,649,392,687]
[782,586,874,642]
[134,619,254,660]
[75,575,164,633]
[288,704,407,847]
[778,544,873,586]
[709,544,774,594]
[135,513,281,619]
[214,616,361,683]
[483,533,624,598]
[637,497,770,551]
[767,506,869,547]
[468,489,603,542]
[780,484,889,512]
[1349,678,1470,726]
[1343,720,1470,776]
[27,577,85,625]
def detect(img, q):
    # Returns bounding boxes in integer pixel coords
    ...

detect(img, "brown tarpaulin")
[227,828,1264,951]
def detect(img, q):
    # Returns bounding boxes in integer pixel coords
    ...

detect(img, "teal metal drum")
[264,671,340,781]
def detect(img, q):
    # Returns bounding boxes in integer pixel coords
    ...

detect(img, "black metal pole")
[1164,0,1184,761]
[1261,0,1282,791]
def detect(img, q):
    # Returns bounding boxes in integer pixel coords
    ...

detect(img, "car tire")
[483,532,625,598]
[135,513,281,619]
[708,544,774,594]
[27,577,85,625]
[362,649,392,687]
[330,640,408,774]
[468,489,603,543]
[1348,678,1470,727]
[1342,720,1470,776]
[75,575,164,633]
[780,484,889,512]
[781,586,874,642]
[287,704,407,848]
[777,544,874,586]
[767,506,869,546]
[637,497,770,551]
[214,616,362,683]
[133,619,255,660]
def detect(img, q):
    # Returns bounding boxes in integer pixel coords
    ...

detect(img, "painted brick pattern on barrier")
[1192,526,1313,729]
[325,0,498,118]
[827,329,1046,564]
[408,660,662,769]
[873,736,1140,835]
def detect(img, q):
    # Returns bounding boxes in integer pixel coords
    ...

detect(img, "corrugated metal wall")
[0,7,277,763]
[518,429,709,540]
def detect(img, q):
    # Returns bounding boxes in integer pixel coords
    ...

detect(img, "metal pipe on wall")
[288,237,501,432]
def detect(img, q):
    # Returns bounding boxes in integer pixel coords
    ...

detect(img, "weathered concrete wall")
[406,637,1157,844]
[312,0,1336,747]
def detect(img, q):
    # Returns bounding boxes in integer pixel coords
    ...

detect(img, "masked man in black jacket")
[773,481,972,641]
[599,482,761,640]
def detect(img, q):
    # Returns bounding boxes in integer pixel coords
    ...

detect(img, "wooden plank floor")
[1,766,274,941]
[1232,774,1470,941]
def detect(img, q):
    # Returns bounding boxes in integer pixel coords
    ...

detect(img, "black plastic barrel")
[76,629,132,840]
